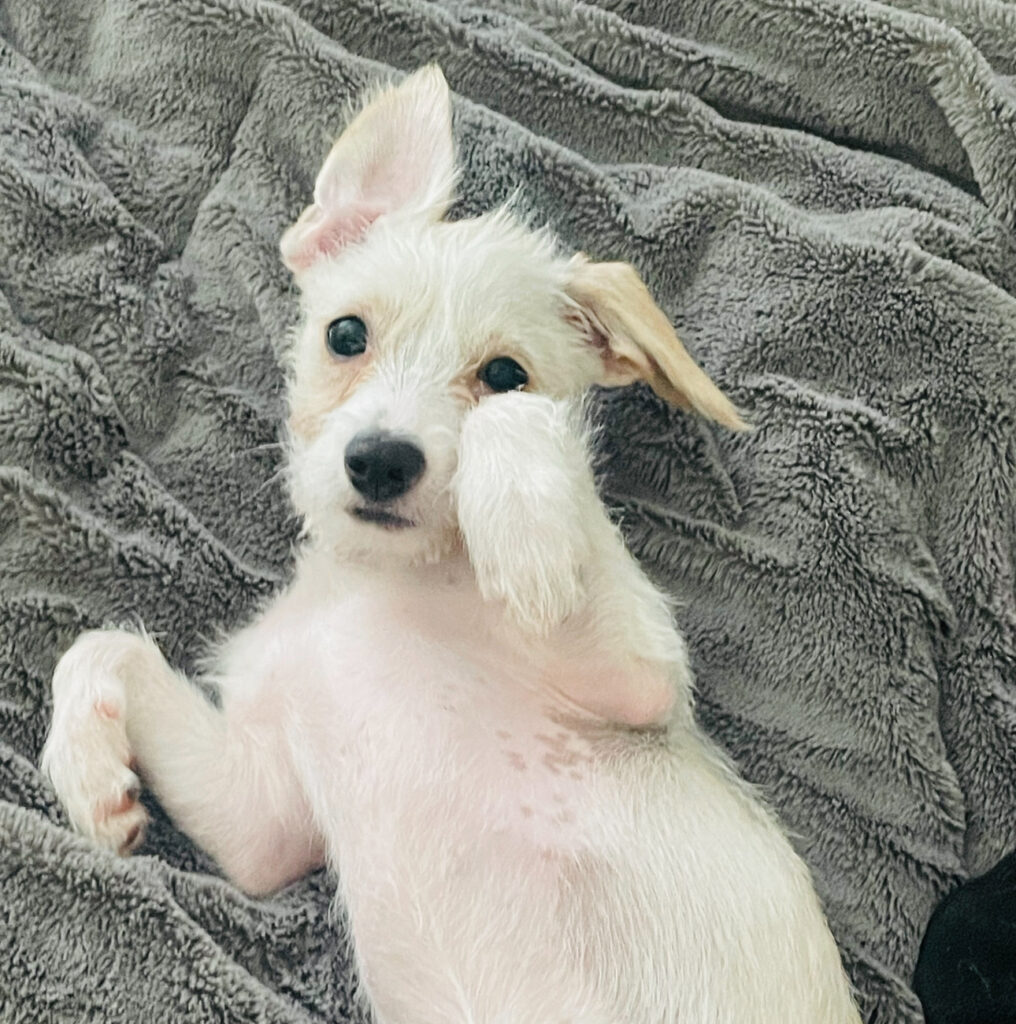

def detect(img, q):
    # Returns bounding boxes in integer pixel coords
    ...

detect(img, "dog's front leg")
[456,393,688,727]
[42,629,321,895]
[455,393,596,635]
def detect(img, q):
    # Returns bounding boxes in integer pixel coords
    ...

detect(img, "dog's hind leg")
[42,628,322,894]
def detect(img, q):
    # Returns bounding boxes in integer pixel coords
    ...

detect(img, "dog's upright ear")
[565,257,748,430]
[281,65,456,273]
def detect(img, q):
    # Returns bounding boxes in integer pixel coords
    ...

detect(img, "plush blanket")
[3,0,1016,1020]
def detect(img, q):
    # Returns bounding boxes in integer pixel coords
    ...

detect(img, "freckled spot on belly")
[569,770,584,781]
[554,809,575,825]
[535,732,566,753]
[505,751,527,771]
[543,749,588,774]
[535,731,592,762]
[495,729,511,741]
[520,804,534,818]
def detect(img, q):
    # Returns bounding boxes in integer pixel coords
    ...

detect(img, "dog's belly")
[281,594,619,1021]
[265,588,857,1024]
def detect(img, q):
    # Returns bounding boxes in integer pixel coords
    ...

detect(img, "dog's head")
[281,66,744,563]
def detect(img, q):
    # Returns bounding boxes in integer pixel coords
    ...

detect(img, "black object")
[915,849,1016,1024]
[344,432,425,502]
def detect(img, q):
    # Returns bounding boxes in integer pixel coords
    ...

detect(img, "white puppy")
[42,67,862,1023]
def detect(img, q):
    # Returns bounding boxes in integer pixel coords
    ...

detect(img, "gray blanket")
[3,0,1016,1020]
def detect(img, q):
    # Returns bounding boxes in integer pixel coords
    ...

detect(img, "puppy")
[42,66,861,1023]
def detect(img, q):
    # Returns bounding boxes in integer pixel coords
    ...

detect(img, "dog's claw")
[120,821,145,855]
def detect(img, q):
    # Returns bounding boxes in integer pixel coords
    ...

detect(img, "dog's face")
[281,66,743,564]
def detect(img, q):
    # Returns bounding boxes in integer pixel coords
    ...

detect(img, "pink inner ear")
[564,303,638,385]
[564,305,607,353]
[282,199,390,272]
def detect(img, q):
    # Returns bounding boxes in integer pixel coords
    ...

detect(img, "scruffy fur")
[42,67,861,1023]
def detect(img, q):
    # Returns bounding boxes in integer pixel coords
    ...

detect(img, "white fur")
[42,67,861,1022]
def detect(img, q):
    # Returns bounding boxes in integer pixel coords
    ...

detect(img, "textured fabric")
[2,1,1016,1020]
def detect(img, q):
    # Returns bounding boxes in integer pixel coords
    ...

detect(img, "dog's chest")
[284,582,601,861]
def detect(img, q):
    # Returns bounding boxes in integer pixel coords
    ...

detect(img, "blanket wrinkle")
[3,1,1016,1021]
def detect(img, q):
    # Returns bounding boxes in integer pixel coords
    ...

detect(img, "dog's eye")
[326,316,368,358]
[481,357,528,393]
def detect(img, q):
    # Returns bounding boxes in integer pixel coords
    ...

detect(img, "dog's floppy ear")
[281,65,456,273]
[565,257,748,430]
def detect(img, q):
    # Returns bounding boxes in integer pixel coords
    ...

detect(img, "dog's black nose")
[344,432,426,503]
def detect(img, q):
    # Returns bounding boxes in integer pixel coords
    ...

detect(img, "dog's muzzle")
[344,431,426,503]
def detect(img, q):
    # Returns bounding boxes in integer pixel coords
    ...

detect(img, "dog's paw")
[455,393,596,634]
[43,727,148,855]
[41,632,149,855]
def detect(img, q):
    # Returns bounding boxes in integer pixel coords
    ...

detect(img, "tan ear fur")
[566,258,748,431]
